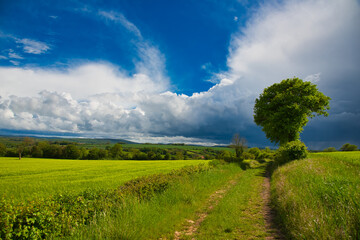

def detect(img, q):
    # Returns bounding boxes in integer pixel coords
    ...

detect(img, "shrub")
[209,159,226,167]
[276,140,308,165]
[242,152,255,160]
[248,147,261,159]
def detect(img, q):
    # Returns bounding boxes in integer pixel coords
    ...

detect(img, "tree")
[109,143,123,159]
[63,144,81,159]
[17,137,35,160]
[0,143,6,157]
[231,133,247,158]
[254,77,330,145]
[340,143,358,151]
[323,147,337,152]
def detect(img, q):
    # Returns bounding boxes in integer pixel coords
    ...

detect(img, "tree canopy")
[340,143,358,151]
[254,77,330,145]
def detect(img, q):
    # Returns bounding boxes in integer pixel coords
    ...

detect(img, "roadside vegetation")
[271,152,360,239]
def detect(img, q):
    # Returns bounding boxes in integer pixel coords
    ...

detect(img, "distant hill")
[0,135,136,148]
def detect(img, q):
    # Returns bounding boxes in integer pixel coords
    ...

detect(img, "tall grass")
[271,152,360,239]
[311,151,360,165]
[0,157,208,200]
[69,163,243,239]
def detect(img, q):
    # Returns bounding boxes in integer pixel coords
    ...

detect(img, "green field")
[0,157,208,200]
[271,151,360,239]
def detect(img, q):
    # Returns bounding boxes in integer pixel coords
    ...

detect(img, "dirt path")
[173,176,239,240]
[261,173,285,240]
[171,168,284,240]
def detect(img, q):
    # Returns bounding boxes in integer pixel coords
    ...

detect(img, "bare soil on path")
[261,173,285,240]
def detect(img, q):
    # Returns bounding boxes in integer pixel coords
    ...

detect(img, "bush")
[209,159,226,167]
[242,152,255,160]
[276,140,308,165]
[248,147,261,159]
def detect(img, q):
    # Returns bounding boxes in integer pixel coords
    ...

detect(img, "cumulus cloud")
[0,0,359,147]
[0,63,169,99]
[223,0,360,147]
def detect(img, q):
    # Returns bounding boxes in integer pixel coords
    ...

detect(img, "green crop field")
[310,151,360,165]
[271,151,360,239]
[0,157,208,201]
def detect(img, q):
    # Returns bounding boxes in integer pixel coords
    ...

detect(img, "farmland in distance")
[0,157,208,201]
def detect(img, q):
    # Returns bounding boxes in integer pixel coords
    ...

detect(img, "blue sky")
[0,0,359,149]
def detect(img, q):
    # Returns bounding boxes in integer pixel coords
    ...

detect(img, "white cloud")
[8,50,24,59]
[304,73,321,83]
[227,0,360,96]
[16,38,50,54]
[9,60,20,66]
[99,10,142,38]
[97,10,169,93]
[0,63,168,99]
[0,0,359,147]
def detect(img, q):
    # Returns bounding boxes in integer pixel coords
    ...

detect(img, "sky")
[0,0,359,149]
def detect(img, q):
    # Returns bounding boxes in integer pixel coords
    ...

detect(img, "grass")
[310,151,360,165]
[70,162,274,240]
[0,157,208,201]
[194,167,272,239]
[271,152,360,239]
[69,163,243,239]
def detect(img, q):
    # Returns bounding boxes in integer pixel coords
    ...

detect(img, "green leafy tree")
[31,145,43,158]
[110,143,123,159]
[340,143,358,151]
[254,77,330,145]
[323,147,337,152]
[63,144,81,159]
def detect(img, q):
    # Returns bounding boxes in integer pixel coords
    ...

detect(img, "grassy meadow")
[0,157,208,200]
[69,163,273,239]
[271,151,360,239]
[2,147,360,239]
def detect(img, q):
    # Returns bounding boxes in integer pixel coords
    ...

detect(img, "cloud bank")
[1,0,359,147]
